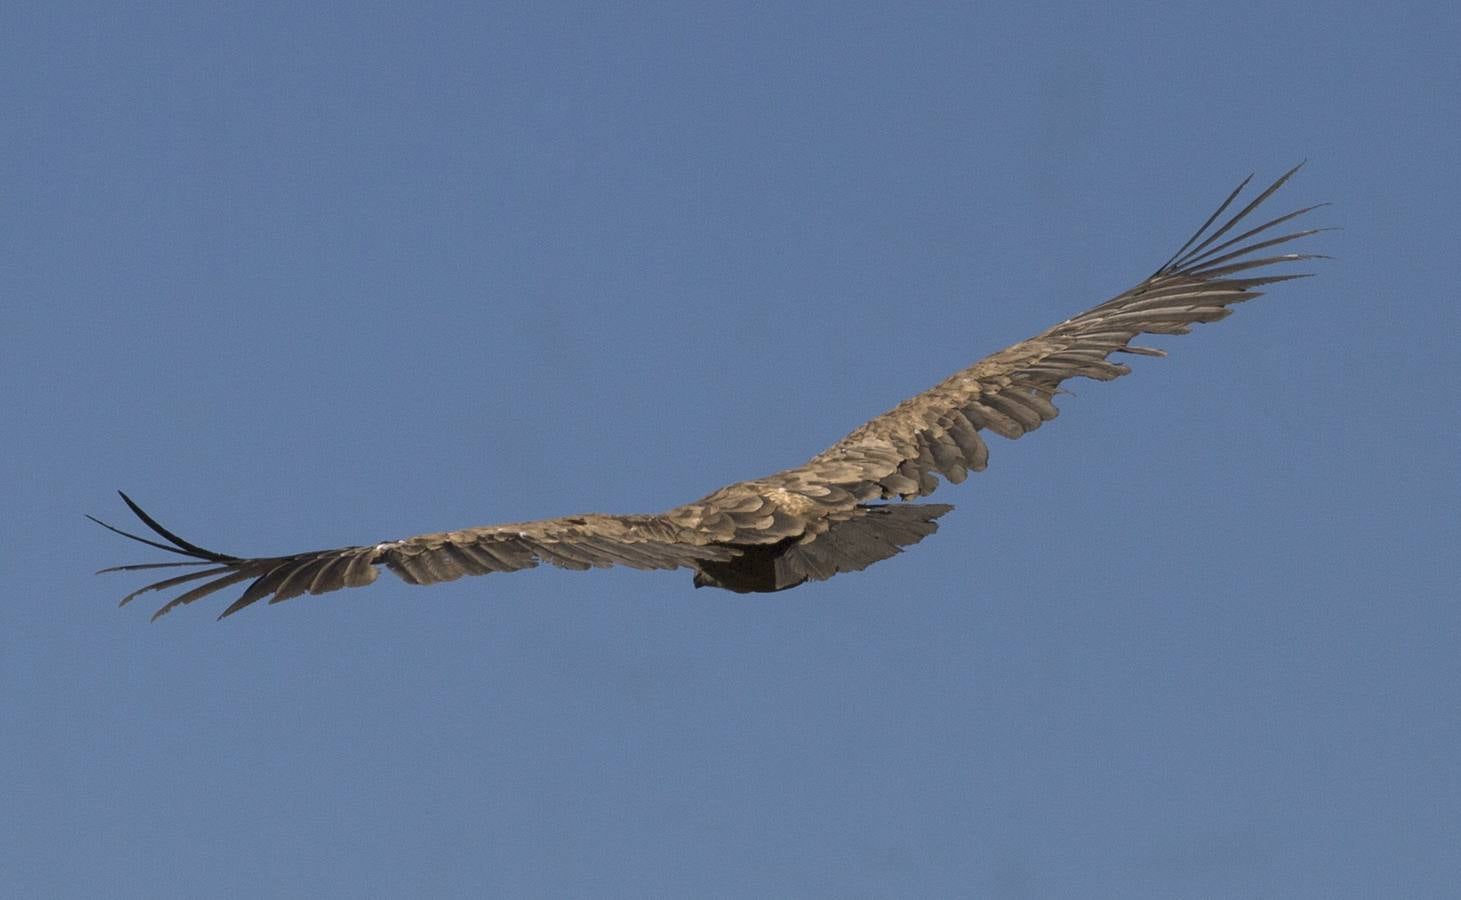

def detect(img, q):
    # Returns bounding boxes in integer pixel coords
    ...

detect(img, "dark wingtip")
[1162,163,1327,276]
[116,492,234,561]
[94,492,241,563]
[88,510,196,558]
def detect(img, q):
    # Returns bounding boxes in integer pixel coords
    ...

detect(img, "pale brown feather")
[95,166,1324,618]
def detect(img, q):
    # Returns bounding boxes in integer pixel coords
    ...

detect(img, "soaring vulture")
[96,166,1325,620]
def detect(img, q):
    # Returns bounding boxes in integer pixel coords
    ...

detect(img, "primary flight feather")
[95,165,1326,620]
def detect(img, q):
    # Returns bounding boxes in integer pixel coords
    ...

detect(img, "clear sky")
[4,1,1458,897]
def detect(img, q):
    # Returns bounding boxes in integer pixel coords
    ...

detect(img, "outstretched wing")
[677,164,1326,533]
[93,492,733,621]
[97,165,1325,616]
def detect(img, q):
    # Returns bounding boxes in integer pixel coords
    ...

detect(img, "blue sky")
[4,1,1458,896]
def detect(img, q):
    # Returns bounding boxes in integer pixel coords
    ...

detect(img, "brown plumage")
[94,165,1326,620]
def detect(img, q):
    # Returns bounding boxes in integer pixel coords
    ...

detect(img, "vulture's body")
[96,166,1325,620]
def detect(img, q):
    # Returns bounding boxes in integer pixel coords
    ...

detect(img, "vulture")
[95,165,1325,620]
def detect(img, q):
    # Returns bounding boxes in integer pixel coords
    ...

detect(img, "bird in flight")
[95,165,1325,621]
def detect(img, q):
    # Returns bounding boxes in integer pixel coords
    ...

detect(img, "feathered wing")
[669,163,1325,555]
[96,165,1324,616]
[93,492,734,621]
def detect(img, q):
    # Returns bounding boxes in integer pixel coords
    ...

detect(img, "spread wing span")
[95,165,1325,619]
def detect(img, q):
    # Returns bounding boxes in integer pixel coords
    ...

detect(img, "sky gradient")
[5,1,1459,896]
